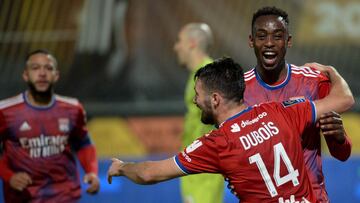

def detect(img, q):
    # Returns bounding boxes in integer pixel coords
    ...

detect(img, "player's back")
[243,64,331,201]
[217,101,316,202]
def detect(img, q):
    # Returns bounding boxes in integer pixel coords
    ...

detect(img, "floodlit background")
[0,0,359,202]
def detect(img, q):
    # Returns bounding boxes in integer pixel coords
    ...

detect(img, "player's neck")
[217,101,248,126]
[26,90,54,107]
[188,51,210,71]
[257,62,288,85]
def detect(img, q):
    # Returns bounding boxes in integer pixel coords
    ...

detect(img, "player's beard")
[27,81,54,102]
[200,100,215,125]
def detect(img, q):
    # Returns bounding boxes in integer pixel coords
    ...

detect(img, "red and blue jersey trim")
[173,155,191,174]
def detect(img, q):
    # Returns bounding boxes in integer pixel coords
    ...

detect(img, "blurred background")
[0,0,359,202]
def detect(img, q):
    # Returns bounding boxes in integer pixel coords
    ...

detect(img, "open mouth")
[262,51,277,65]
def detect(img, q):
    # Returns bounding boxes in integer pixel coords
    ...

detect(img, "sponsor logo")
[240,112,267,128]
[19,121,31,131]
[181,151,191,162]
[185,140,202,153]
[19,134,68,158]
[230,123,241,132]
[278,195,310,203]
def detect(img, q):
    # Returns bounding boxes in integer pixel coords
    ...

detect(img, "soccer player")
[174,23,224,203]
[0,49,100,203]
[107,57,354,202]
[242,6,352,202]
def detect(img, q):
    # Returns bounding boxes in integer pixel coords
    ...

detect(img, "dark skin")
[249,15,292,85]
[249,16,347,144]
[320,111,345,144]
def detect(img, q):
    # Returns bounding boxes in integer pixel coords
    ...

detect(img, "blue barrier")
[1,156,359,203]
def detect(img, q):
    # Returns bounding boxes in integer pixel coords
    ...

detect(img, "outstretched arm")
[107,157,185,185]
[311,64,354,118]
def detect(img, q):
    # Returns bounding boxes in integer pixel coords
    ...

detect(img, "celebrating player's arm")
[318,111,347,143]
[311,64,354,124]
[107,157,185,185]
[305,62,352,160]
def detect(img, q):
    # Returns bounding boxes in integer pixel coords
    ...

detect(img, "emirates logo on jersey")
[19,134,69,158]
[58,118,70,133]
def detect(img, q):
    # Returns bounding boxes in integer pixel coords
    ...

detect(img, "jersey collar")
[255,63,291,90]
[218,106,253,128]
[23,91,56,110]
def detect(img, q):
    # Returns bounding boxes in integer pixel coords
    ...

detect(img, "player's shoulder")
[290,64,328,81]
[251,102,280,113]
[280,98,308,108]
[244,68,256,83]
[206,128,224,139]
[0,94,24,110]
[257,98,308,109]
[55,94,81,107]
[251,101,307,123]
[203,128,228,148]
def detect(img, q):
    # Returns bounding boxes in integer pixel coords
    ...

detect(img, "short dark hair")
[195,57,245,103]
[251,6,289,34]
[25,49,58,68]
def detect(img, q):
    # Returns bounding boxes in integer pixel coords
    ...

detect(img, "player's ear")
[287,34,292,48]
[189,38,197,49]
[54,69,60,82]
[211,93,221,108]
[22,69,29,82]
[248,34,254,48]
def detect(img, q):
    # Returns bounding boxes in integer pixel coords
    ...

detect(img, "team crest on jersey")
[58,118,70,132]
[282,98,306,107]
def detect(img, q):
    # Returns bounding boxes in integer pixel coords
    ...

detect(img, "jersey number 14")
[249,143,299,197]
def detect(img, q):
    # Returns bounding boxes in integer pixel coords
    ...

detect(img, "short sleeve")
[174,131,222,174]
